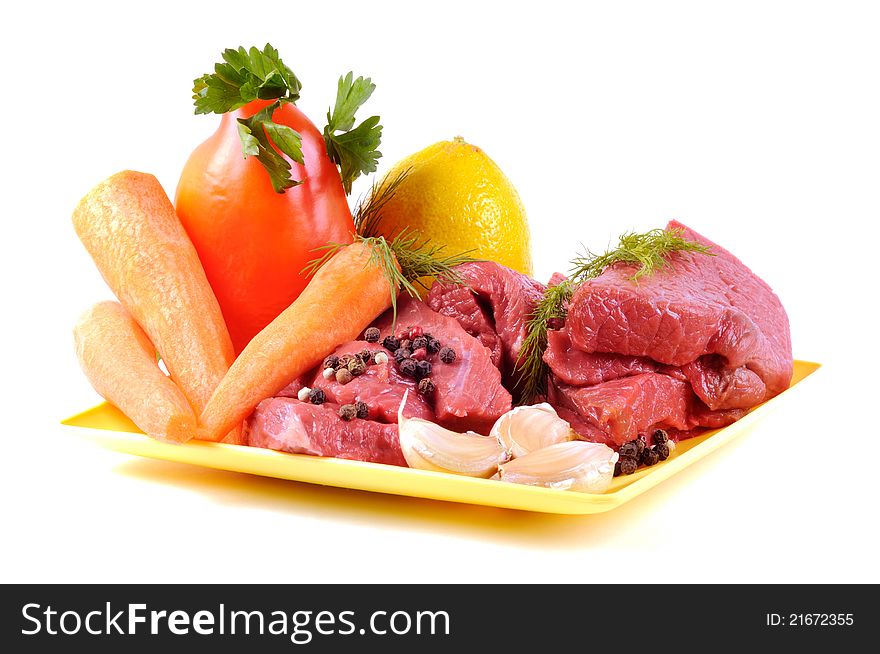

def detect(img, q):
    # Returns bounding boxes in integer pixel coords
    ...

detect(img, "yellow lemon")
[374,137,532,275]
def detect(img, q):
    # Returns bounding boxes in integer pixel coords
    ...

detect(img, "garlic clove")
[496,441,618,493]
[398,391,508,477]
[490,402,573,458]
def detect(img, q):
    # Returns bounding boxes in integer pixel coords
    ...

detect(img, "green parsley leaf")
[236,103,303,193]
[323,72,383,194]
[263,121,304,165]
[193,69,250,115]
[193,44,300,114]
[236,122,261,157]
[327,72,376,132]
[193,44,305,192]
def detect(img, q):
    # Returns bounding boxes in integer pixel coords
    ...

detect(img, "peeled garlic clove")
[398,391,508,477]
[401,424,509,477]
[490,403,573,458]
[497,441,618,493]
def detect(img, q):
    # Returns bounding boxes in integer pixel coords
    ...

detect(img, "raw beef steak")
[246,398,407,467]
[565,220,792,409]
[426,262,545,384]
[372,297,511,433]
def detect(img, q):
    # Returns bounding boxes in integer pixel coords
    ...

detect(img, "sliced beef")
[306,341,435,424]
[423,285,503,368]
[246,398,407,467]
[275,297,511,436]
[680,355,767,411]
[550,374,746,446]
[426,262,545,383]
[544,328,659,386]
[373,296,511,433]
[540,220,791,446]
[566,220,792,409]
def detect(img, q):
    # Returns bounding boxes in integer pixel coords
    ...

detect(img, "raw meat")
[426,262,545,382]
[550,374,746,447]
[565,221,792,410]
[430,222,792,447]
[424,284,503,368]
[246,397,407,467]
[305,340,435,424]
[372,296,511,433]
[274,296,512,436]
[545,220,792,444]
[544,329,659,386]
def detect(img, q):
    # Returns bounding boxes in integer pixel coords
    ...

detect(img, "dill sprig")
[305,231,475,324]
[352,167,411,238]
[515,279,575,405]
[304,168,477,324]
[569,228,713,281]
[515,227,714,404]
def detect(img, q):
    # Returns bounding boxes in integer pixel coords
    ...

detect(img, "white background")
[1,0,878,583]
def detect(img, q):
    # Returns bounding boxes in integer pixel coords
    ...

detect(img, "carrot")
[200,241,398,440]
[74,302,198,443]
[72,171,236,441]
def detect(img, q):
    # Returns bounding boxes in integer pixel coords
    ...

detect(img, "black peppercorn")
[439,346,456,364]
[337,354,353,369]
[416,360,432,379]
[355,401,369,419]
[358,349,373,364]
[335,368,353,385]
[364,327,381,343]
[426,337,441,354]
[636,435,647,456]
[418,377,436,394]
[655,443,670,461]
[382,335,400,352]
[339,404,357,421]
[400,338,412,351]
[640,447,660,467]
[348,357,367,377]
[399,358,418,378]
[322,355,339,370]
[619,441,639,459]
[411,336,428,351]
[394,347,412,364]
[613,460,623,477]
[308,388,325,405]
[618,456,639,475]
[652,429,669,445]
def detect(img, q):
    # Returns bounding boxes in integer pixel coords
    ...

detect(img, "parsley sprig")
[515,228,715,404]
[323,73,383,194]
[192,44,382,194]
[193,45,305,193]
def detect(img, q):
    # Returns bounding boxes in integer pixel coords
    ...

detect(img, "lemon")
[375,137,532,275]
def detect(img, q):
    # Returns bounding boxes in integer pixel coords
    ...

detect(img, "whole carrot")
[200,241,398,440]
[72,171,235,441]
[74,302,197,443]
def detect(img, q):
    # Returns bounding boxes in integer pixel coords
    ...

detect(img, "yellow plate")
[61,360,820,514]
